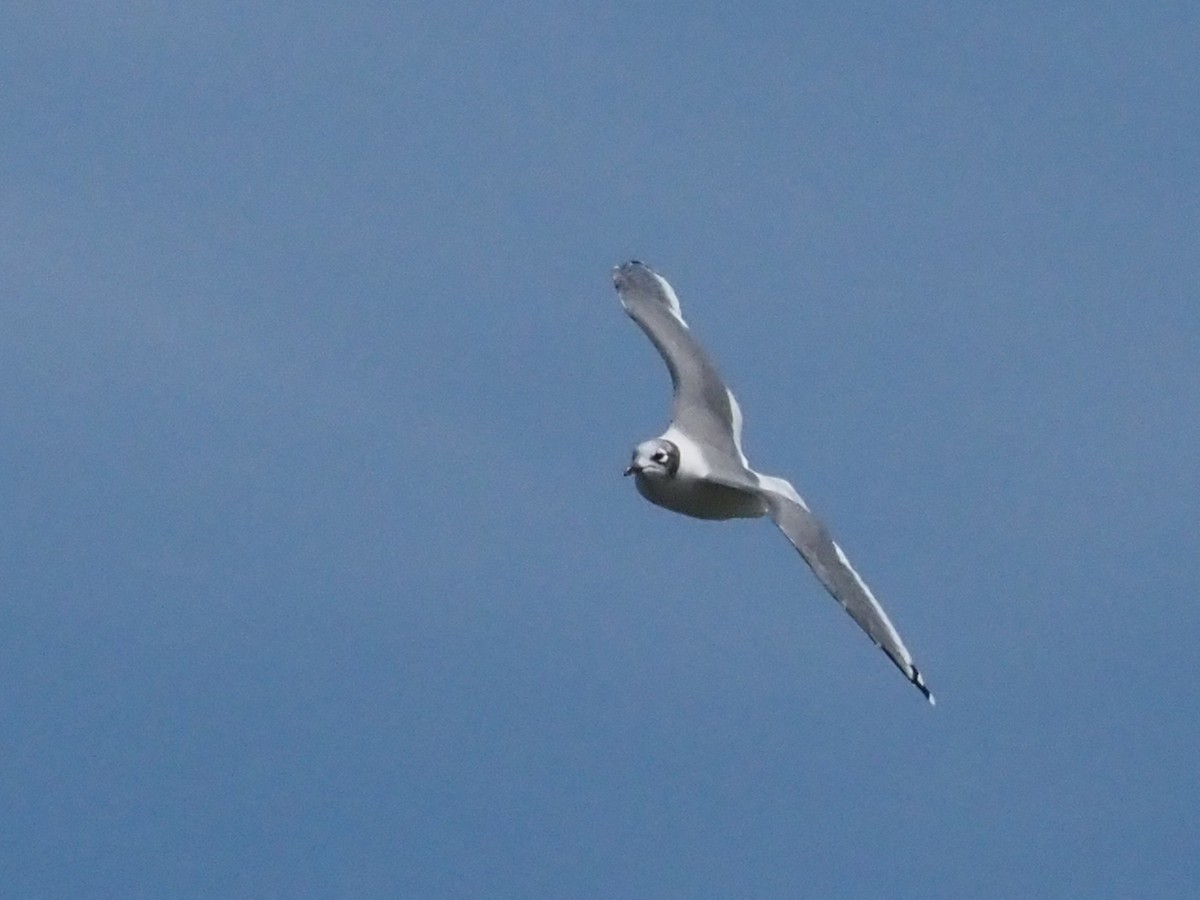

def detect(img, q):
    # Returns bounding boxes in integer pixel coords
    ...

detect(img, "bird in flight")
[612,260,934,704]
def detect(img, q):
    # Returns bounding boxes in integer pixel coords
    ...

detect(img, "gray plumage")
[613,260,933,704]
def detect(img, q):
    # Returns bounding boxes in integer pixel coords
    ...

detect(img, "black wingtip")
[911,666,935,706]
[613,260,648,291]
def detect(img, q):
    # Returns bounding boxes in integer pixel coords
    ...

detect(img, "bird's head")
[624,438,680,479]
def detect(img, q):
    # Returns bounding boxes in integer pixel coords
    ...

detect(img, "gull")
[612,260,934,704]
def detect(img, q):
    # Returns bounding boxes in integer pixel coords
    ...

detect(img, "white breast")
[635,469,766,521]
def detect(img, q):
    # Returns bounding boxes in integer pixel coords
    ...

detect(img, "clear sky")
[3,3,1197,897]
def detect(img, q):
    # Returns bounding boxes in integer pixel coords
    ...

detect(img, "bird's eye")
[652,450,668,464]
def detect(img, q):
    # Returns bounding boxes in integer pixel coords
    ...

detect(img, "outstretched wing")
[612,261,749,475]
[758,475,935,704]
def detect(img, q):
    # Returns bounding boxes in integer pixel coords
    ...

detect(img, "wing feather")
[613,262,746,475]
[761,479,934,704]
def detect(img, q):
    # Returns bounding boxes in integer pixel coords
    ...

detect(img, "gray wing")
[759,476,935,704]
[612,261,748,471]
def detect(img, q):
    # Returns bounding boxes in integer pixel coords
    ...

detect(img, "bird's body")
[612,260,934,704]
[629,428,766,519]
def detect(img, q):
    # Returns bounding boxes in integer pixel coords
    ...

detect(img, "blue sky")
[3,3,1198,897]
